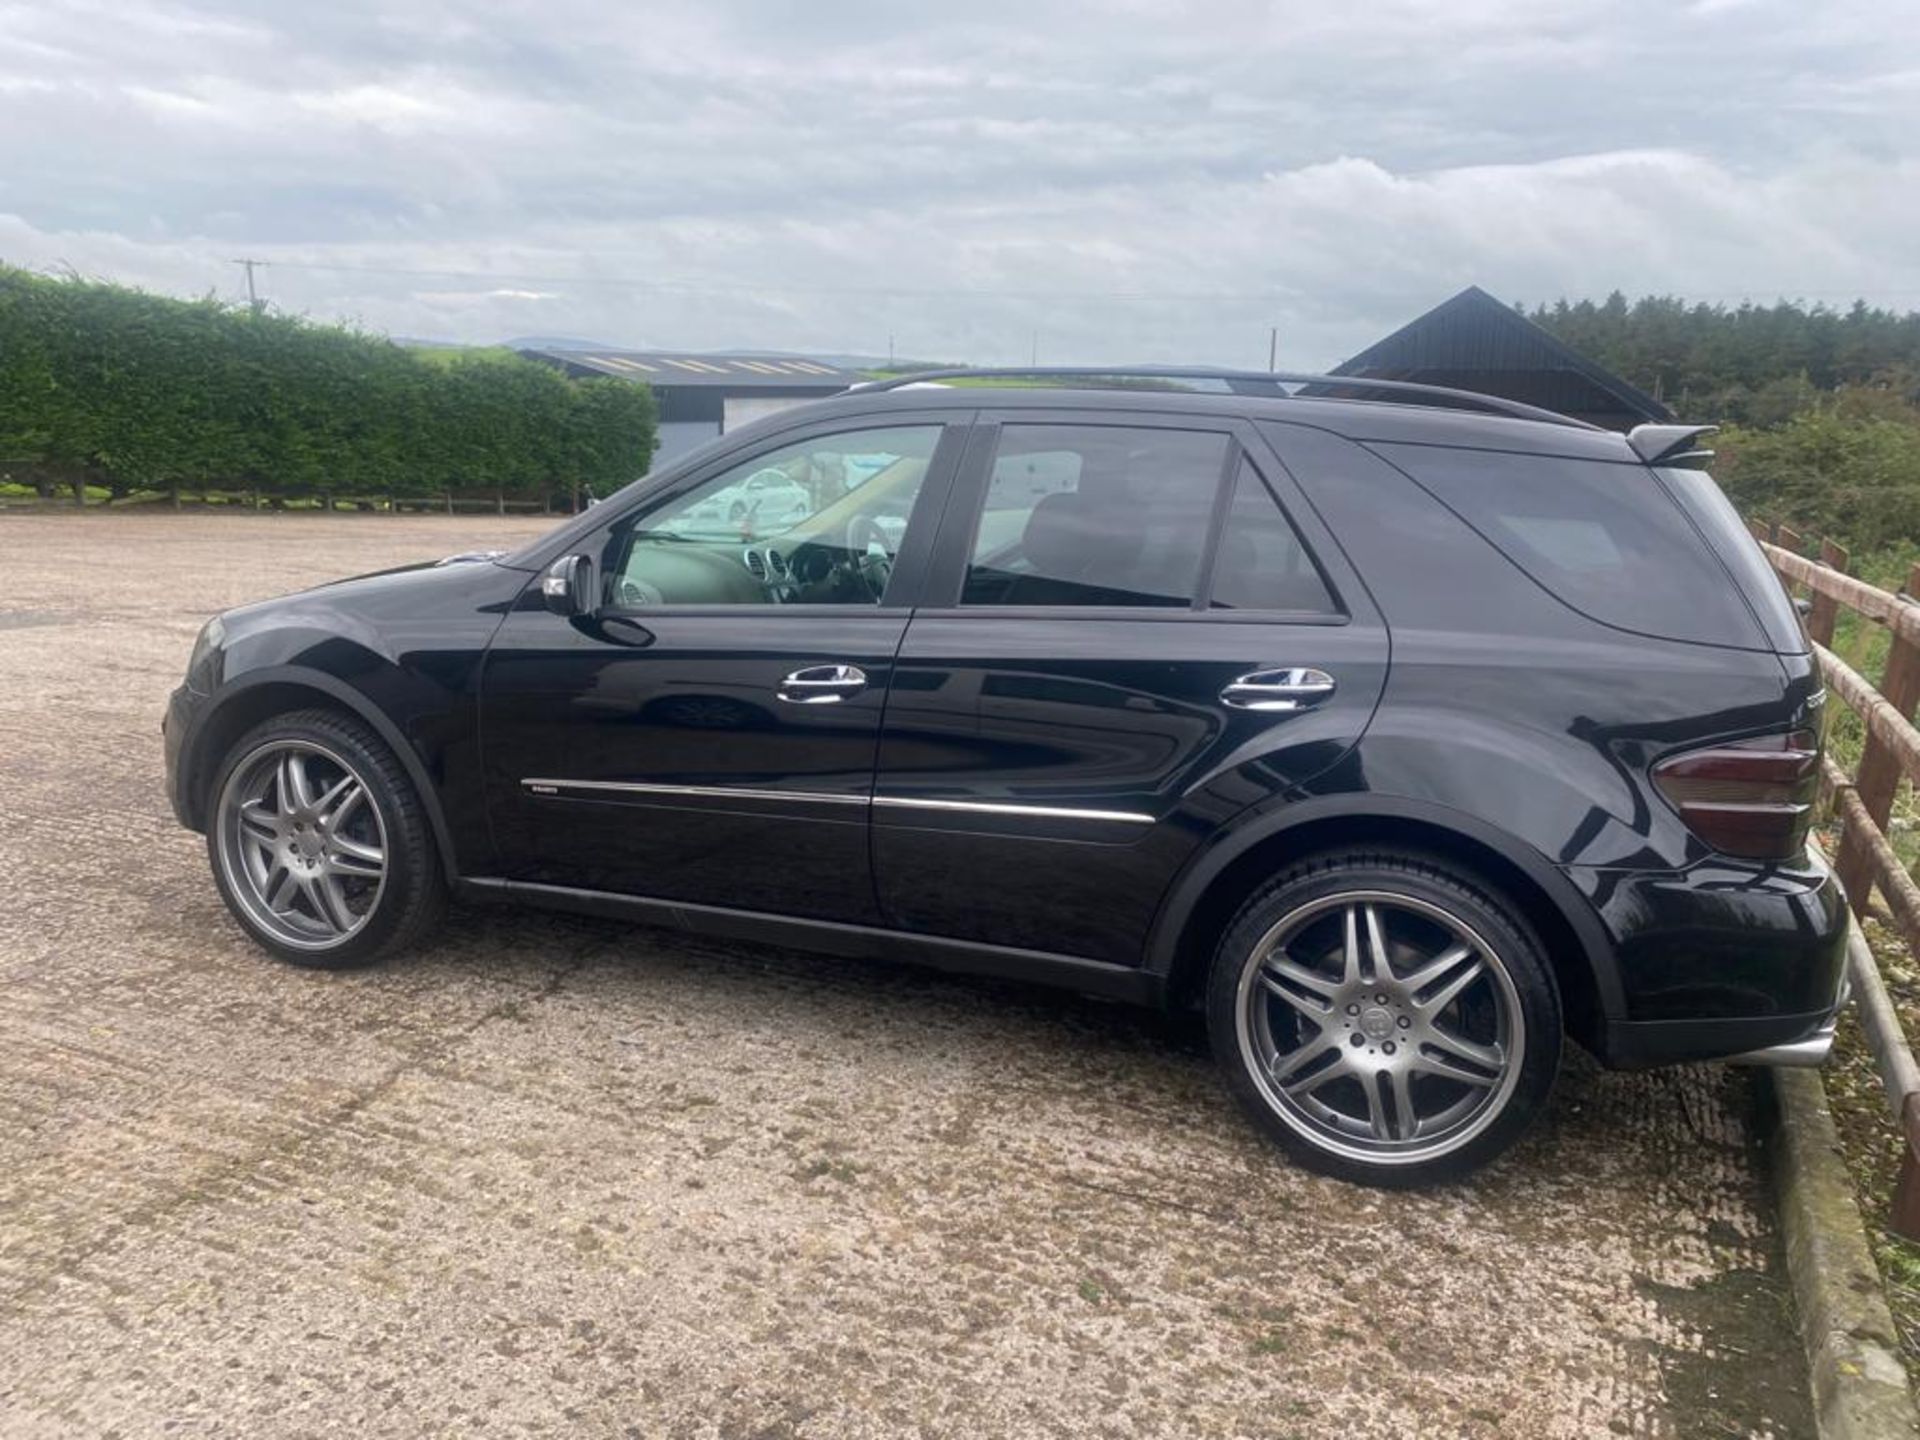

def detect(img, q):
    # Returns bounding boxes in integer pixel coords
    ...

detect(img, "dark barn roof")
[517,348,858,391]
[1330,286,1672,431]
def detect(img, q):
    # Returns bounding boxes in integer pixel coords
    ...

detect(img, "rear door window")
[1370,443,1768,649]
[1210,459,1338,613]
[961,424,1229,608]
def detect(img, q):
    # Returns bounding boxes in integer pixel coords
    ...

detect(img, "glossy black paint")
[162,382,1848,1070]
[481,606,908,921]
[167,560,519,877]
[869,416,1389,962]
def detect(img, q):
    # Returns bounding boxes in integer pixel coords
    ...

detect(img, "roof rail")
[848,366,1599,430]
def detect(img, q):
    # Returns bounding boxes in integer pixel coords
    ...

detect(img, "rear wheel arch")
[1149,801,1618,1053]
[185,669,461,884]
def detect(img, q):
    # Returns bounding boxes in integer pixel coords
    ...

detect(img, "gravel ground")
[0,512,1815,1438]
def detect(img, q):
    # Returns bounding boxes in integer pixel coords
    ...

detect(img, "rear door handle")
[777,663,868,704]
[1220,667,1336,711]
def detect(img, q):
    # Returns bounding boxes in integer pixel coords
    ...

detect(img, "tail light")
[1651,729,1820,860]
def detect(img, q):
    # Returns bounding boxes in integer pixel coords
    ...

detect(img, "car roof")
[788,383,1639,464]
[501,375,1639,571]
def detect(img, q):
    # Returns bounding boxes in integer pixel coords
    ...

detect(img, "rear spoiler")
[1628,423,1718,468]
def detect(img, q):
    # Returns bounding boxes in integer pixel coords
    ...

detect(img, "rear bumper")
[1723,966,1852,1067]
[1722,1015,1838,1067]
[1573,852,1849,1069]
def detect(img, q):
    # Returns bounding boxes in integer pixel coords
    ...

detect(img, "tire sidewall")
[204,713,428,969]
[1206,851,1562,1187]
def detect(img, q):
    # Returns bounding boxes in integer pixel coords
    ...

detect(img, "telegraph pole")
[232,258,267,314]
[1268,325,1278,373]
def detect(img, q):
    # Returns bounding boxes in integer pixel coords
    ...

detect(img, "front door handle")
[777,663,868,704]
[1221,667,1336,711]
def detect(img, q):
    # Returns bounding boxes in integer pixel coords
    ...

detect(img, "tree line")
[0,265,657,508]
[1528,292,1920,427]
[1528,292,1920,553]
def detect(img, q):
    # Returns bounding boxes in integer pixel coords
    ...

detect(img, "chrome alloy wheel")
[214,740,389,950]
[1234,891,1524,1165]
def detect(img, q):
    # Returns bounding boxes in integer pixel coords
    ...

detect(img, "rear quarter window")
[1368,443,1769,650]
[1656,466,1808,654]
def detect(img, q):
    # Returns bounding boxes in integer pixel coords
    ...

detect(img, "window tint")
[962,425,1229,608]
[606,425,939,607]
[1209,460,1337,613]
[1374,443,1766,649]
[1658,466,1807,653]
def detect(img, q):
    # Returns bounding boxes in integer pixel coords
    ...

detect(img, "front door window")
[605,425,942,607]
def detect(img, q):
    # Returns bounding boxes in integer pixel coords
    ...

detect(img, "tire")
[204,708,447,969]
[1206,848,1561,1187]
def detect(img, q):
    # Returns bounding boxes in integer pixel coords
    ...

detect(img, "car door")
[870,410,1389,964]
[479,413,968,923]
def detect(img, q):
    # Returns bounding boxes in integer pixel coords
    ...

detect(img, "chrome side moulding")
[871,796,1154,824]
[521,778,865,806]
[520,778,1154,825]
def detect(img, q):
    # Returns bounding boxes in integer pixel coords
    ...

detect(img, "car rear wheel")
[1207,849,1561,1186]
[207,708,446,968]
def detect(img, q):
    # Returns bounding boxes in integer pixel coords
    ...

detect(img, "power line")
[231,257,268,314]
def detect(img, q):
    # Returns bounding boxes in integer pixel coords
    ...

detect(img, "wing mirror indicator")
[541,554,594,618]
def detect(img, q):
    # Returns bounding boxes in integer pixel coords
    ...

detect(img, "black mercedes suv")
[163,368,1846,1186]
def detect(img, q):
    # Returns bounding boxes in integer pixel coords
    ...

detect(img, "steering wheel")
[846,515,894,601]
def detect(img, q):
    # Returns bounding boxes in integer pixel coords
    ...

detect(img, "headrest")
[1021,492,1089,579]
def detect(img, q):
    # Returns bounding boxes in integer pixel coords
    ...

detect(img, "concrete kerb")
[1762,1063,1920,1438]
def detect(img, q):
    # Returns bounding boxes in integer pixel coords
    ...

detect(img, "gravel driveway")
[0,512,1813,1438]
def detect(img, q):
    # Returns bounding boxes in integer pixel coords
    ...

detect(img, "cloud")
[1,0,1916,364]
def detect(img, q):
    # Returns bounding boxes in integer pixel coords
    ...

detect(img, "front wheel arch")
[185,670,462,885]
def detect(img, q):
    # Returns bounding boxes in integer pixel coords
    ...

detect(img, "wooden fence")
[1753,521,1920,1238]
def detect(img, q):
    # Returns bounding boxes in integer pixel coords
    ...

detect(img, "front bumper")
[162,683,209,830]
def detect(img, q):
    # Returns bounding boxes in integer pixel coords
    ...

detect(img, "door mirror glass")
[541,554,593,617]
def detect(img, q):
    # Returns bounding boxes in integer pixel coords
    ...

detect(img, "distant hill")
[412,335,948,372]
[501,335,626,352]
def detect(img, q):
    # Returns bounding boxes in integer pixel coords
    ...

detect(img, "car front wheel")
[1207,849,1561,1187]
[206,708,446,968]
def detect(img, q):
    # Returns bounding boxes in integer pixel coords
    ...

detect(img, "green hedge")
[0,264,656,506]
[1716,390,1920,552]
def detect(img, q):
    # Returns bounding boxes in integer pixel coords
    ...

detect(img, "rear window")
[1370,444,1768,650]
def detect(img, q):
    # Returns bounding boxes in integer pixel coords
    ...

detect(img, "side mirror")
[541,554,594,617]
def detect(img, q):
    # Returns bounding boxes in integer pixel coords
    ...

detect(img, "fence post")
[1836,560,1920,906]
[1805,539,1846,647]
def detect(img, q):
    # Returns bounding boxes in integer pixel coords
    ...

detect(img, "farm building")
[518,349,860,463]
[1330,286,1673,431]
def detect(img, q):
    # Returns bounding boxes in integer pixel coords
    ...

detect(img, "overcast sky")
[3,0,1918,366]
